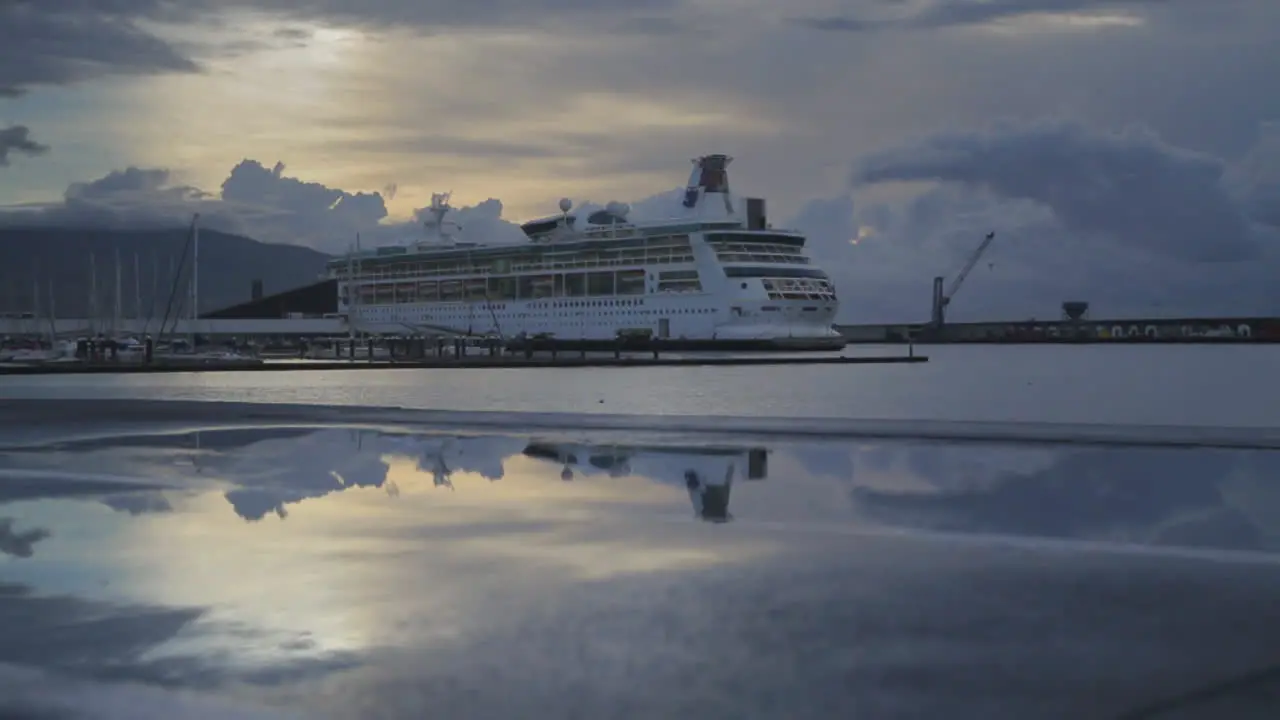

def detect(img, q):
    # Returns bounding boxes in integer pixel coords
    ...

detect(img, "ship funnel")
[683,154,733,210]
[746,198,767,230]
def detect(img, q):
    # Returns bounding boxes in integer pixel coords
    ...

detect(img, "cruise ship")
[328,155,844,350]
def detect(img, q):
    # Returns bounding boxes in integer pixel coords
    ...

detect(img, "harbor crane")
[930,231,997,328]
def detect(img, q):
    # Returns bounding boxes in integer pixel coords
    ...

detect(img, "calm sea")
[0,345,1275,428]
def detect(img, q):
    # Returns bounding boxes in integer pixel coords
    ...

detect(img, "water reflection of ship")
[522,442,768,523]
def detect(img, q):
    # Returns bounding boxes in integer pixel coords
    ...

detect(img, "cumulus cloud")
[852,119,1261,262]
[219,159,389,242]
[24,165,237,230]
[0,125,47,166]
[411,197,528,246]
[0,158,530,252]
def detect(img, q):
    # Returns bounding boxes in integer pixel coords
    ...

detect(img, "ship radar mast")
[422,191,460,244]
[558,197,573,228]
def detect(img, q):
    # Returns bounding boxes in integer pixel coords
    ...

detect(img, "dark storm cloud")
[0,0,675,98]
[1231,124,1280,230]
[0,125,47,166]
[0,518,50,558]
[0,0,200,97]
[852,119,1259,262]
[793,0,1170,32]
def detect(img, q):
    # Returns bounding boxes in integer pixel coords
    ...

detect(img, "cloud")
[852,119,1262,262]
[0,0,685,100]
[220,159,388,240]
[0,125,47,166]
[0,155,766,252]
[0,518,50,558]
[770,118,1280,322]
[0,1,201,97]
[792,0,1169,33]
[0,157,530,252]
[227,0,684,33]
[1229,123,1280,230]
[31,165,235,230]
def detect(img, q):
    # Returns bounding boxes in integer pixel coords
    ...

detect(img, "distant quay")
[0,353,926,376]
[838,315,1280,344]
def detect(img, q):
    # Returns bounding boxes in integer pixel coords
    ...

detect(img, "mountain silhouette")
[0,226,331,318]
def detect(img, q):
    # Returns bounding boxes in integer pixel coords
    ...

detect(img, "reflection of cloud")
[848,446,1280,552]
[0,579,356,700]
[0,582,201,678]
[0,663,295,720]
[182,429,527,520]
[0,518,50,558]
[102,493,174,515]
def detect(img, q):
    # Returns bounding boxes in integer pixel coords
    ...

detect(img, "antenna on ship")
[423,192,456,244]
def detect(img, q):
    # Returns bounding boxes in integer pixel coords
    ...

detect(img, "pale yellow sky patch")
[100,19,778,223]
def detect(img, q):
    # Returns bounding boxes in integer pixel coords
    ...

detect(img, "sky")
[1,0,1279,322]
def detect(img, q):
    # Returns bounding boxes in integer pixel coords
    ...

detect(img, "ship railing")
[342,254,699,281]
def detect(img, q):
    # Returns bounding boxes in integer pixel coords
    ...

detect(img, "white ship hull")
[347,292,842,349]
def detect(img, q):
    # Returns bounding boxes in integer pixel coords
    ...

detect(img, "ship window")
[658,279,702,293]
[659,269,699,281]
[564,274,587,297]
[531,275,555,298]
[587,272,615,296]
[517,275,536,299]
[724,267,829,280]
[488,277,516,300]
[616,267,645,293]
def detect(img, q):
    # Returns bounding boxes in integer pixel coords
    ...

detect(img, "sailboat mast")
[114,248,122,337]
[134,252,142,320]
[348,233,361,341]
[47,280,56,344]
[31,263,39,339]
[89,252,97,337]
[191,213,200,347]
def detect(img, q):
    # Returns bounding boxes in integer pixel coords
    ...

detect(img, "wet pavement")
[2,401,1280,718]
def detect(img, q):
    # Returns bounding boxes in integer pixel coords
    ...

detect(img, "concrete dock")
[0,353,927,375]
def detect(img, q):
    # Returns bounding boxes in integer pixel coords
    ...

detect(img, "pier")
[0,352,926,375]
